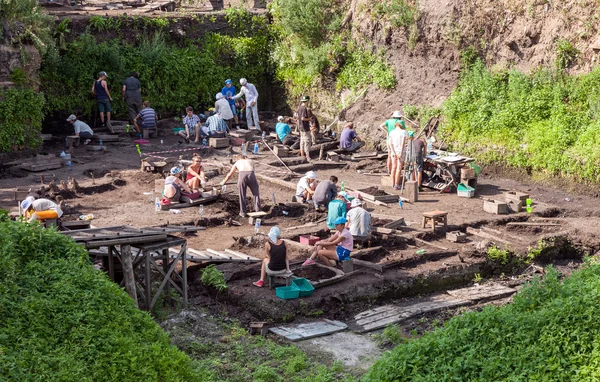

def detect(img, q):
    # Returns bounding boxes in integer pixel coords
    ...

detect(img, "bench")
[268,271,294,289]
[422,211,448,232]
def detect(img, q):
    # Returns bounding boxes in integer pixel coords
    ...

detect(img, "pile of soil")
[294,266,337,281]
[359,186,388,196]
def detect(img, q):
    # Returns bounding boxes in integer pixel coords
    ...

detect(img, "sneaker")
[302,259,316,267]
[239,212,247,218]
[393,185,401,190]
[83,139,91,145]
[100,123,106,128]
[253,280,264,288]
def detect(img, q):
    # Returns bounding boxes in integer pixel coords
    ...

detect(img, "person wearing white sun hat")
[294,171,317,203]
[346,198,371,240]
[21,196,63,223]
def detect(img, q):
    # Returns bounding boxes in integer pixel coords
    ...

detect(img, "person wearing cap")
[388,120,407,190]
[313,175,338,209]
[66,114,94,145]
[21,196,63,223]
[302,216,353,267]
[346,198,371,240]
[91,71,113,128]
[134,101,158,133]
[296,96,312,161]
[232,78,259,129]
[253,226,290,288]
[294,171,317,203]
[122,72,142,130]
[339,122,365,153]
[219,154,261,218]
[380,111,406,174]
[215,92,234,131]
[409,131,427,189]
[221,79,239,125]
[205,108,228,138]
[275,116,299,149]
[179,106,202,143]
[163,167,193,203]
[326,193,348,229]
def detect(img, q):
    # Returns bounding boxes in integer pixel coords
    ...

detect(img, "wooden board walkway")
[446,283,517,302]
[269,320,347,341]
[172,248,260,263]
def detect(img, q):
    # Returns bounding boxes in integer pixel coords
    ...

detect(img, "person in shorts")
[302,217,353,267]
[91,71,112,127]
[253,226,290,288]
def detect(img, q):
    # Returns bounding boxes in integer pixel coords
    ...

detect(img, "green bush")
[1,0,53,52]
[0,87,45,152]
[336,46,396,91]
[272,0,332,46]
[200,264,228,291]
[0,213,199,381]
[373,0,419,28]
[365,261,600,380]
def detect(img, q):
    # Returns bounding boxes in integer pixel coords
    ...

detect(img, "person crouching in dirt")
[179,106,202,144]
[339,122,365,153]
[186,153,207,191]
[302,217,353,267]
[276,116,299,149]
[326,192,348,229]
[313,175,338,210]
[294,171,317,203]
[21,196,63,223]
[253,226,290,288]
[67,114,94,145]
[163,167,193,203]
[219,155,261,218]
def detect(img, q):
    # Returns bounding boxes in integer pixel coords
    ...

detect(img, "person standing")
[297,96,312,161]
[122,72,142,132]
[222,79,239,125]
[134,101,158,133]
[91,71,112,127]
[219,155,261,218]
[339,122,365,152]
[215,93,234,131]
[232,78,259,129]
[409,131,427,189]
[388,121,407,190]
[380,111,406,174]
[66,114,94,145]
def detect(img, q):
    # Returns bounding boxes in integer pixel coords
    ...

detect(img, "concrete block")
[403,181,419,203]
[381,175,393,187]
[342,259,354,273]
[504,191,529,204]
[507,200,522,213]
[446,231,467,243]
[274,145,289,158]
[209,137,230,148]
[483,199,509,215]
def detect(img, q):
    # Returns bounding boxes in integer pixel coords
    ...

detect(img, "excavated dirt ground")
[1,125,598,327]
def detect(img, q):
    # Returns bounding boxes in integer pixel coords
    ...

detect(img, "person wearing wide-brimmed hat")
[91,71,113,128]
[302,217,353,267]
[296,95,312,161]
[380,110,406,173]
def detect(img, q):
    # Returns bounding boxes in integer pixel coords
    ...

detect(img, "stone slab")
[269,319,347,342]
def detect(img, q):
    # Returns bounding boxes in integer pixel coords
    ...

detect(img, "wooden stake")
[120,245,138,307]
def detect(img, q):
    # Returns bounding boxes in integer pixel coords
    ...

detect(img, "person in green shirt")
[326,193,349,229]
[380,110,406,174]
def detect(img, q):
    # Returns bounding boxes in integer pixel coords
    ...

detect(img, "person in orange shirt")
[21,197,63,222]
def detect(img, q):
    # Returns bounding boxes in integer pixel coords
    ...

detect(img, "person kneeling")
[163,167,193,203]
[21,196,63,223]
[302,217,353,267]
[253,227,290,287]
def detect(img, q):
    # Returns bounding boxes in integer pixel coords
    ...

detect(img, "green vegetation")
[0,87,45,152]
[486,245,511,265]
[556,39,579,70]
[0,212,197,381]
[441,59,600,183]
[0,0,53,52]
[365,260,600,380]
[200,264,228,291]
[373,0,419,28]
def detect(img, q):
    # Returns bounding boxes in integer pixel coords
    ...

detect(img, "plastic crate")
[275,285,300,300]
[457,183,475,198]
[292,278,315,297]
[300,235,319,245]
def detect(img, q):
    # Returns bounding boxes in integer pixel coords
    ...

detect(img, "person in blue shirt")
[326,193,349,229]
[275,116,299,149]
[221,79,238,126]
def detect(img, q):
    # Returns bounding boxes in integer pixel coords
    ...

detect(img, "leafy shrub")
[0,87,45,152]
[486,245,511,265]
[337,46,396,91]
[0,213,199,381]
[201,264,228,291]
[373,0,419,28]
[556,39,579,70]
[1,0,53,52]
[365,261,600,380]
[273,0,332,46]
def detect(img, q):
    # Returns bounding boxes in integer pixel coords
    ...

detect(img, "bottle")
[199,205,204,217]
[262,131,266,139]
[160,139,164,145]
[241,144,247,157]
[416,249,426,255]
[254,218,261,234]
[60,150,66,158]
[253,142,259,154]
[398,199,403,209]
[202,138,207,148]
[99,139,103,149]
[341,181,345,191]
[126,124,130,133]
[155,196,161,212]
[426,138,433,153]
[332,131,336,139]
[67,161,72,171]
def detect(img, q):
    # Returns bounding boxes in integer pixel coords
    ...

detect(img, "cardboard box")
[209,137,230,148]
[461,167,476,179]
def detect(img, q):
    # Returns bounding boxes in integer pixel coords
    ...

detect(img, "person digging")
[302,217,353,267]
[253,226,291,288]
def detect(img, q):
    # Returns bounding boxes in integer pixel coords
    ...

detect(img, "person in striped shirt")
[134,101,158,133]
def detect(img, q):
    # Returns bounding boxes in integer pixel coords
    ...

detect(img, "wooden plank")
[447,283,516,302]
[383,218,406,229]
[269,320,347,342]
[120,245,138,308]
[505,222,562,227]
[247,211,268,218]
[372,227,403,236]
[224,249,259,261]
[466,227,511,244]
[413,237,449,251]
[255,172,296,190]
[160,194,219,210]
[352,258,383,272]
[206,248,234,260]
[81,234,168,248]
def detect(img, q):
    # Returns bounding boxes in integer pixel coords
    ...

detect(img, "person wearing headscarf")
[21,196,63,223]
[294,171,317,203]
[163,167,193,202]
[253,226,290,288]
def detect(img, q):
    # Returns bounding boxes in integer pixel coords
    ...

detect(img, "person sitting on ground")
[179,106,202,144]
[66,114,94,145]
[409,131,427,190]
[346,198,371,240]
[326,193,348,229]
[380,111,405,174]
[294,171,317,203]
[186,153,207,190]
[339,122,365,153]
[163,167,193,203]
[313,175,338,210]
[21,196,63,223]
[276,116,300,149]
[134,101,158,134]
[219,155,261,218]
[302,217,353,267]
[253,226,290,288]
[388,120,407,190]
[205,109,229,138]
[215,92,234,131]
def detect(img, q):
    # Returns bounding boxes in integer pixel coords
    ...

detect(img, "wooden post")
[404,181,418,203]
[162,248,171,306]
[145,250,151,311]
[319,145,324,160]
[181,242,188,308]
[107,245,115,280]
[120,245,138,307]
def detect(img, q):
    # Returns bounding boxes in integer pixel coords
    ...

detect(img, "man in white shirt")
[232,78,259,129]
[346,198,371,240]
[215,92,234,131]
[67,114,94,145]
[294,171,317,203]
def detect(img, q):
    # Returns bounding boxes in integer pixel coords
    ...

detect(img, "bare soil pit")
[358,186,388,196]
[293,266,337,281]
